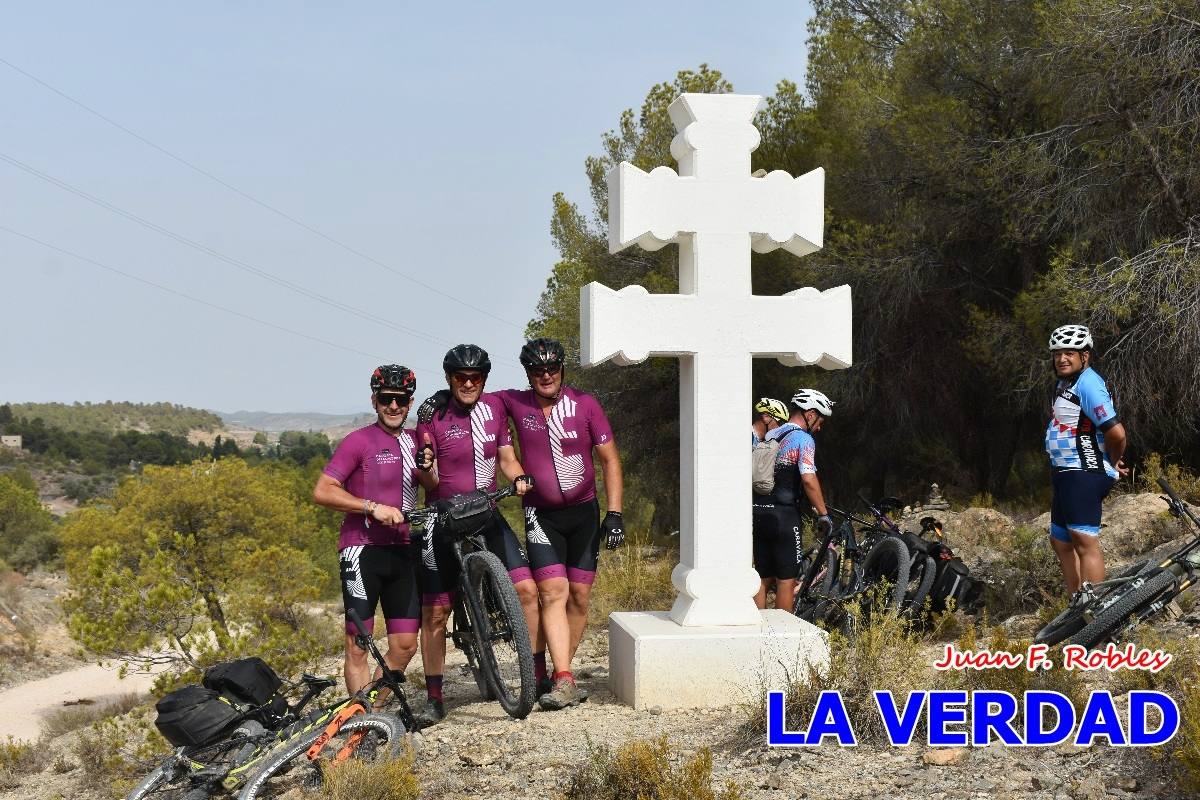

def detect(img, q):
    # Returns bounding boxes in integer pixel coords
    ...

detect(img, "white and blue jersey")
[769,423,816,475]
[1045,367,1119,479]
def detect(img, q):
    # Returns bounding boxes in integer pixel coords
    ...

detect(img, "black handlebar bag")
[437,490,499,537]
[203,657,282,706]
[154,685,242,747]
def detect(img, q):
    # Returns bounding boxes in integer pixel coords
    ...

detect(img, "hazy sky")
[1,2,813,414]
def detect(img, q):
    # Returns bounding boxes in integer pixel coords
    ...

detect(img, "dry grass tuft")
[562,735,743,800]
[42,692,143,739]
[319,749,420,800]
[588,544,676,627]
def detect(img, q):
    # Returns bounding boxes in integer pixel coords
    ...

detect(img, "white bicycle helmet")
[1048,324,1093,351]
[790,389,834,417]
[754,397,789,424]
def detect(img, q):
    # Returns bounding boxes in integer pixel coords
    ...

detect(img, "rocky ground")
[2,491,1198,798]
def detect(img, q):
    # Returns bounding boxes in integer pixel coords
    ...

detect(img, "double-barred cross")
[581,93,852,626]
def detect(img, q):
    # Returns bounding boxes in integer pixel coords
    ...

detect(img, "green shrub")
[562,736,743,800]
[0,736,50,776]
[320,751,420,800]
[985,524,1063,618]
[42,693,143,739]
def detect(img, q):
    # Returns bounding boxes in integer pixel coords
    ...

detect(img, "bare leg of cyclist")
[537,577,571,672]
[513,578,541,661]
[774,578,797,612]
[1050,537,1081,594]
[1071,530,1105,587]
[369,631,418,707]
[419,605,450,690]
[566,581,592,661]
[754,579,772,609]
[344,635,371,695]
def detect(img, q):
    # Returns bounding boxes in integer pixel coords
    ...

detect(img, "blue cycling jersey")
[768,423,816,475]
[1045,366,1119,478]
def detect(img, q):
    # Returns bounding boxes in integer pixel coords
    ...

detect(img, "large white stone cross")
[580,93,852,627]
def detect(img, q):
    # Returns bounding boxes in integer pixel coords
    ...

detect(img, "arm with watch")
[313,473,405,526]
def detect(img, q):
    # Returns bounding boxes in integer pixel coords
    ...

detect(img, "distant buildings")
[0,435,21,450]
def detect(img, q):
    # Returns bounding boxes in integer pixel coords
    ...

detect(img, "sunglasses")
[375,392,411,407]
[526,364,562,377]
[450,372,484,386]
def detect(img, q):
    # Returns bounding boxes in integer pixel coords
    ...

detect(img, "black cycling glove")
[416,443,435,472]
[816,514,834,538]
[417,390,451,424]
[602,511,625,550]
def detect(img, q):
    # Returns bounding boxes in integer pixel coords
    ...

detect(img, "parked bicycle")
[406,485,536,720]
[856,494,940,615]
[1034,477,1200,649]
[235,607,412,800]
[129,669,337,800]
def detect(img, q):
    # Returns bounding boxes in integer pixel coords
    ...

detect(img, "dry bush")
[0,736,51,777]
[72,711,168,797]
[319,750,420,800]
[562,735,743,800]
[1140,454,1200,504]
[42,692,143,739]
[985,525,1063,619]
[742,606,929,745]
[588,545,676,627]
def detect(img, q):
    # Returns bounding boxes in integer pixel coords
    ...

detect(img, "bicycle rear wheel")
[125,765,211,800]
[860,536,911,613]
[1068,569,1177,650]
[464,551,536,719]
[451,592,494,700]
[903,554,937,617]
[793,547,837,622]
[237,712,404,800]
[1033,561,1151,645]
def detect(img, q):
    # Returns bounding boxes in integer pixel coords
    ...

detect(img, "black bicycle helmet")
[442,344,491,375]
[519,337,565,368]
[370,364,416,395]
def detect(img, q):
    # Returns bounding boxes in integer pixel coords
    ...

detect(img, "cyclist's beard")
[376,408,408,432]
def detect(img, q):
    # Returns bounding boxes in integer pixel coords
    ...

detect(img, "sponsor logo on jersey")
[522,413,544,432]
[1094,404,1108,420]
[375,448,403,465]
[443,424,468,441]
[1079,432,1100,471]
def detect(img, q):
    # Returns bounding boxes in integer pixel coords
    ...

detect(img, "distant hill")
[218,410,374,435]
[5,402,223,436]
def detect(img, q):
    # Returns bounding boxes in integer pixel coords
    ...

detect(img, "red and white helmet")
[1048,324,1093,351]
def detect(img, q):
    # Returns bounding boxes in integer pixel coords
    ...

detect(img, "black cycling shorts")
[523,499,601,585]
[419,511,532,607]
[339,544,420,635]
[751,503,805,581]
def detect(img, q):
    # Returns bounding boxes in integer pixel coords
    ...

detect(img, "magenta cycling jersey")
[416,392,512,501]
[323,424,419,549]
[495,387,614,510]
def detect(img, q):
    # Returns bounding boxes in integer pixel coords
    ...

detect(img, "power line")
[0,55,525,330]
[0,223,421,366]
[0,150,455,350]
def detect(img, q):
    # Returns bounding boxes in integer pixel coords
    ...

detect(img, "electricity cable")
[0,55,524,329]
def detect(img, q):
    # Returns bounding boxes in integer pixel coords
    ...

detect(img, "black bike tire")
[237,712,404,800]
[464,551,536,719]
[793,548,837,621]
[1033,559,1154,645]
[860,536,911,612]
[452,592,494,701]
[903,554,937,616]
[1067,569,1177,650]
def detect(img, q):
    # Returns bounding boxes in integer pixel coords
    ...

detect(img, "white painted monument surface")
[580,93,852,708]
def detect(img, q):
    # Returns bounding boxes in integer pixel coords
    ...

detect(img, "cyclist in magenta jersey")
[312,365,437,695]
[1045,324,1128,595]
[492,338,624,711]
[413,344,535,727]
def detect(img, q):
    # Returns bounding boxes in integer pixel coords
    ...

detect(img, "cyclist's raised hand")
[417,432,435,472]
[514,474,534,496]
[602,511,625,550]
[418,390,451,423]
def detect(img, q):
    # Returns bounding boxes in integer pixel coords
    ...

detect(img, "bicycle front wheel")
[237,713,405,800]
[452,591,494,700]
[860,536,911,613]
[1068,569,1177,650]
[464,551,536,719]
[125,764,208,800]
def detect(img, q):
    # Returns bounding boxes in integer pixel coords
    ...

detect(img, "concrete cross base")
[608,609,829,710]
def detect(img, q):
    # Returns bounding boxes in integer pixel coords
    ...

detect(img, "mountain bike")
[1034,477,1200,649]
[407,485,536,719]
[235,607,412,799]
[128,673,337,800]
[856,493,940,615]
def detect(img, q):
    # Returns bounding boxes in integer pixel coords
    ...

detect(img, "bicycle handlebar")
[404,484,517,528]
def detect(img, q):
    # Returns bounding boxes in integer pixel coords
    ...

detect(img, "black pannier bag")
[437,490,497,536]
[203,657,282,706]
[155,685,242,747]
[929,557,983,613]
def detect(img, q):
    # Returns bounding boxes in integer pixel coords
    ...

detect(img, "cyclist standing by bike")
[752,397,788,446]
[414,344,536,726]
[1045,324,1128,595]
[493,337,623,711]
[752,389,834,611]
[312,365,436,696]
